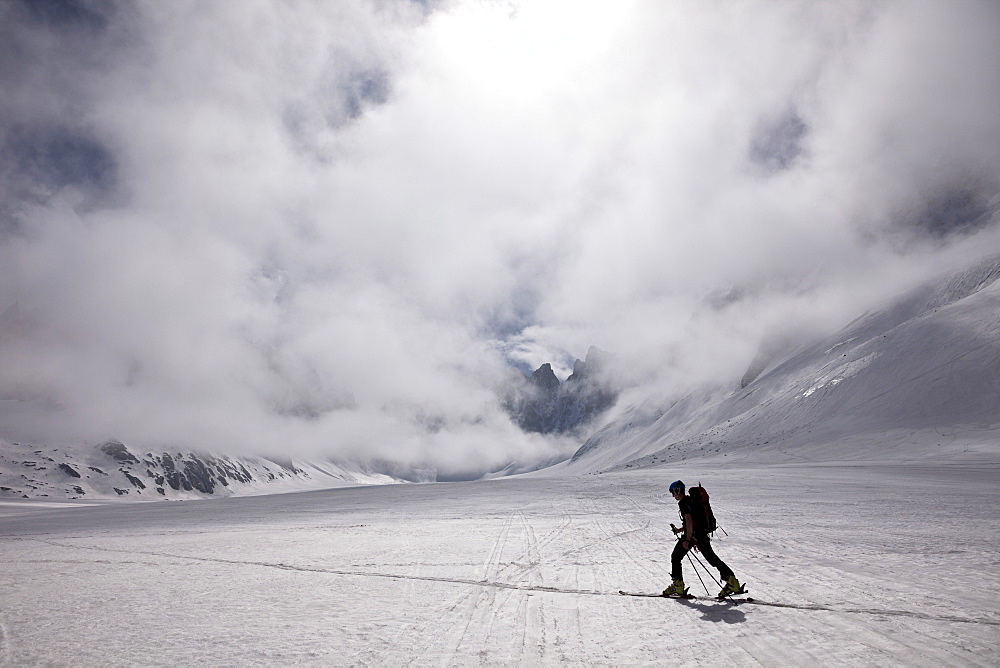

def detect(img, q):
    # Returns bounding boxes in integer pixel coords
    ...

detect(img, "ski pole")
[689,550,723,589]
[685,550,710,596]
[689,552,717,590]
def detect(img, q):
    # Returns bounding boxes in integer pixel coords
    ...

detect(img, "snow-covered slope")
[567,256,1000,472]
[2,464,996,665]
[0,439,399,501]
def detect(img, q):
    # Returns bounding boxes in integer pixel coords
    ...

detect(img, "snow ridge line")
[29,539,1000,628]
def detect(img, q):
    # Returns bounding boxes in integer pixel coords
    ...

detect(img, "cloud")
[1,0,998,477]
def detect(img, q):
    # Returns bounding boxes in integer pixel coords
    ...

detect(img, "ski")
[619,589,754,603]
[619,590,694,599]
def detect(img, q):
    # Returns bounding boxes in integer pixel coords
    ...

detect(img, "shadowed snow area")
[1,464,997,664]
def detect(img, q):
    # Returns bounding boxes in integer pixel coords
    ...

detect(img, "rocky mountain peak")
[530,363,560,392]
[501,348,618,436]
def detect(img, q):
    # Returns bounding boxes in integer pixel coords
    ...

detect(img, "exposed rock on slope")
[0,440,398,500]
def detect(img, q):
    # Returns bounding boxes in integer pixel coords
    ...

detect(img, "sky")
[1,0,998,478]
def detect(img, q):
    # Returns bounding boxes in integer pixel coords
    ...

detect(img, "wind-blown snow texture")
[1,464,997,664]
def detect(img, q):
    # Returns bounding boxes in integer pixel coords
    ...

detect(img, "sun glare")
[420,1,626,106]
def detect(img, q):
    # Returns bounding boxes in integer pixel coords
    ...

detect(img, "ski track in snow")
[2,465,998,665]
[0,617,11,665]
[20,537,995,629]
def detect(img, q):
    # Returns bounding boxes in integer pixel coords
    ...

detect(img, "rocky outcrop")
[100,440,139,464]
[502,347,619,435]
[58,463,81,478]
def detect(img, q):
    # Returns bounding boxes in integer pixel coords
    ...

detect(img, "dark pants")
[671,533,733,582]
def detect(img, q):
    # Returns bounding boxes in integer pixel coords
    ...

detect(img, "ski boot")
[717,575,745,598]
[662,579,687,597]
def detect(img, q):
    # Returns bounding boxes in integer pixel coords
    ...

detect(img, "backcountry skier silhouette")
[663,479,743,598]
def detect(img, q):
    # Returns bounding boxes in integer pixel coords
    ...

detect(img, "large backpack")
[687,485,717,534]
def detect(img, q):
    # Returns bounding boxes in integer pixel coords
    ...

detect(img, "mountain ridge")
[0,439,400,501]
[566,255,1000,472]
[501,346,618,435]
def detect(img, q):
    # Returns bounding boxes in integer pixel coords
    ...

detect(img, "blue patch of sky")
[478,280,541,344]
[8,125,117,195]
[17,0,109,31]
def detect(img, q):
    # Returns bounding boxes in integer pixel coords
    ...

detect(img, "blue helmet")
[669,480,685,495]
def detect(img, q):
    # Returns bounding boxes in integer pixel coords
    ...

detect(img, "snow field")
[1,462,998,665]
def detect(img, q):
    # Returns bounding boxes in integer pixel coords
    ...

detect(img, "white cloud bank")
[1,0,998,476]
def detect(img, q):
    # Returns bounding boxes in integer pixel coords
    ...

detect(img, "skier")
[662,479,743,598]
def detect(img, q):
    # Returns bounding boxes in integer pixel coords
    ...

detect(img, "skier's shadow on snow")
[676,599,747,624]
